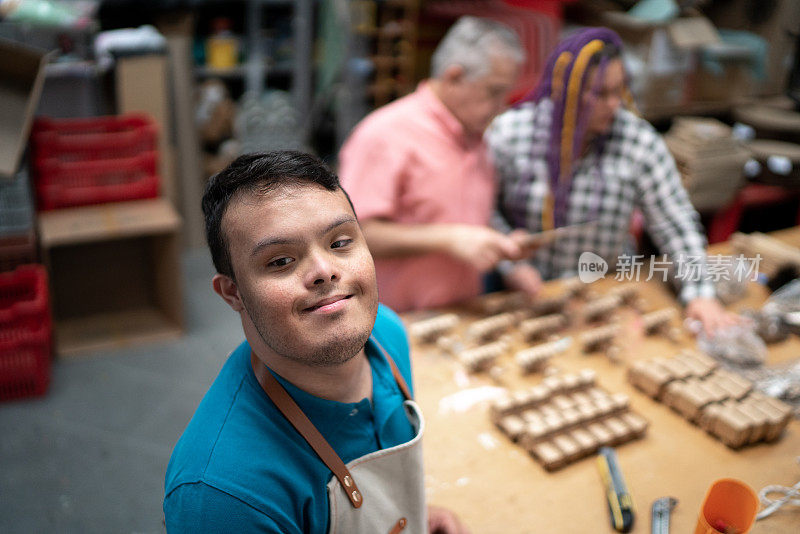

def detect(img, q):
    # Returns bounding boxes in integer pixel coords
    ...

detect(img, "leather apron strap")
[255,336,411,510]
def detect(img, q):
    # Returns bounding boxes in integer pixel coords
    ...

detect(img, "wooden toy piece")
[586,421,615,447]
[475,291,529,315]
[620,412,649,438]
[606,284,638,305]
[515,338,570,373]
[524,416,551,443]
[697,376,730,404]
[408,313,459,343]
[465,312,518,342]
[519,313,568,342]
[560,277,589,299]
[603,416,633,445]
[580,324,620,352]
[552,433,582,462]
[496,414,526,441]
[656,355,694,381]
[746,392,793,442]
[529,441,567,471]
[674,350,718,378]
[698,403,724,433]
[641,308,678,335]
[706,369,753,401]
[581,294,622,323]
[710,403,753,449]
[734,399,770,444]
[458,340,508,372]
[569,428,599,455]
[665,379,717,422]
[578,368,597,388]
[528,295,569,317]
[627,359,676,399]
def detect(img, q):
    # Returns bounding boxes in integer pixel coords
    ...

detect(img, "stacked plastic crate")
[0,162,51,400]
[31,114,160,210]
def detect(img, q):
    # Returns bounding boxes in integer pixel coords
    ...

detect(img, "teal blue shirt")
[164,304,414,533]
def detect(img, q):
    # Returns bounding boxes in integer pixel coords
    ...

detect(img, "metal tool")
[651,497,678,534]
[597,446,635,533]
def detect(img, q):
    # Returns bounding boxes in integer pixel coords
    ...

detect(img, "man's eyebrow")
[250,215,358,257]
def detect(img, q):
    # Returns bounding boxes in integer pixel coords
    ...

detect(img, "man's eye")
[268,257,293,268]
[331,239,352,249]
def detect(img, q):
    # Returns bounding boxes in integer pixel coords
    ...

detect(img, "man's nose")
[304,249,339,287]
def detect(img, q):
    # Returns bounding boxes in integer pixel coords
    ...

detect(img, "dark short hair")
[201,150,354,279]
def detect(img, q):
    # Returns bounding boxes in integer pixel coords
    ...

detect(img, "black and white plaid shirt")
[487,98,715,303]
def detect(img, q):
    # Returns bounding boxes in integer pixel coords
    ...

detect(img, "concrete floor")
[0,248,242,533]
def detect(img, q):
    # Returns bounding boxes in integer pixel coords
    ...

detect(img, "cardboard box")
[38,198,184,356]
[115,53,177,205]
[0,38,51,179]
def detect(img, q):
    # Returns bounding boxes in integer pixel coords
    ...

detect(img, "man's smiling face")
[221,183,378,367]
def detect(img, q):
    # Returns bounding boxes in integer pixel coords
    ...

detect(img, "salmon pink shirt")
[339,83,496,312]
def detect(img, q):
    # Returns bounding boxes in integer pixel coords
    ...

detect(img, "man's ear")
[442,63,466,85]
[212,274,244,312]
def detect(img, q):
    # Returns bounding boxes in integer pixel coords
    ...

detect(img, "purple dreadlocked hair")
[520,27,635,230]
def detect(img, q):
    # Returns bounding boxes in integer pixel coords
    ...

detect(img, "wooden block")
[662,380,686,410]
[586,421,615,446]
[529,441,567,471]
[543,375,565,393]
[670,379,716,422]
[580,324,620,352]
[524,418,551,442]
[620,412,649,437]
[712,405,753,449]
[746,393,793,441]
[658,357,694,381]
[552,433,582,462]
[641,308,678,334]
[519,313,567,341]
[627,360,675,399]
[735,399,770,443]
[699,403,724,433]
[674,351,716,377]
[497,415,526,441]
[562,373,582,392]
[552,395,574,411]
[521,409,544,424]
[611,393,630,411]
[587,387,610,402]
[465,312,517,342]
[543,412,567,433]
[561,407,582,428]
[582,294,623,322]
[708,369,753,400]
[576,403,600,423]
[569,427,599,455]
[408,313,459,342]
[490,396,517,421]
[571,392,592,406]
[458,340,508,372]
[698,377,730,404]
[604,417,632,444]
[578,369,597,387]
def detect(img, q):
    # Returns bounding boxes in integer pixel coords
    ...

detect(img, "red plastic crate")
[32,114,158,162]
[0,325,50,401]
[0,265,51,401]
[34,151,160,210]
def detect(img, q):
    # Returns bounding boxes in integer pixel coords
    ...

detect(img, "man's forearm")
[360,219,457,259]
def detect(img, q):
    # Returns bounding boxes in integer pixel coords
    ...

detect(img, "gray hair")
[431,16,525,80]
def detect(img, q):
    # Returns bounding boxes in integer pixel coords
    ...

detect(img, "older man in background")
[339,16,541,312]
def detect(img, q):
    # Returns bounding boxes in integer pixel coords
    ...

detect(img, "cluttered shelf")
[405,226,800,533]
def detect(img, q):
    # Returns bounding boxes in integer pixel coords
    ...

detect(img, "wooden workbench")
[410,227,800,533]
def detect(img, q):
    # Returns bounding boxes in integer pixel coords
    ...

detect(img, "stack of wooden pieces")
[628,351,793,448]
[665,117,751,211]
[492,370,649,471]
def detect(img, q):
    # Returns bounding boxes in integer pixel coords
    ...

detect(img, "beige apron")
[257,338,427,534]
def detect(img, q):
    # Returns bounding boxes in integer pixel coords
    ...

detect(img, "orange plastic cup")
[694,478,759,534]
